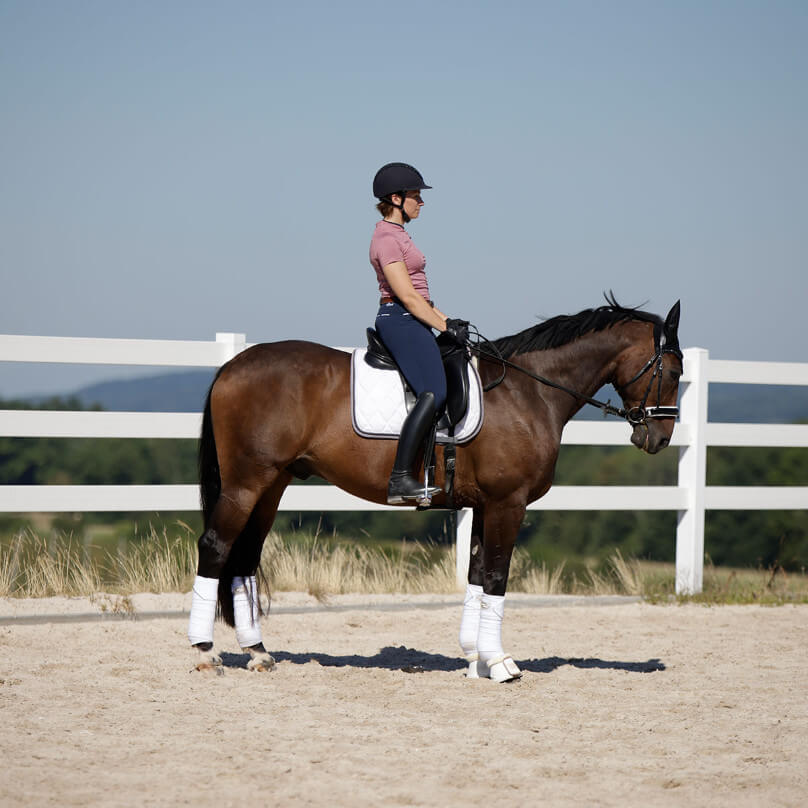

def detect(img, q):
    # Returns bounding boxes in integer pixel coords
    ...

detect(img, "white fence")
[2,332,807,594]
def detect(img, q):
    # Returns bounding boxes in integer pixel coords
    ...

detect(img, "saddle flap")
[436,334,471,429]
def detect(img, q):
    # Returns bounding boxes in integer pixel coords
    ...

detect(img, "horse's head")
[614,301,683,454]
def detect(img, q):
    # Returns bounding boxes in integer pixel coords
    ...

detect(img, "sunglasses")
[406,192,424,203]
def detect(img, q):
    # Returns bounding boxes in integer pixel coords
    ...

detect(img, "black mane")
[483,294,661,359]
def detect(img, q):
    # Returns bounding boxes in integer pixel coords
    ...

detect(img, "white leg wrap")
[478,593,505,662]
[232,576,262,649]
[459,584,487,678]
[188,575,219,645]
[478,592,522,682]
[458,583,484,656]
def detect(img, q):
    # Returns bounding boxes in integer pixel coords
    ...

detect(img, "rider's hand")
[444,318,470,346]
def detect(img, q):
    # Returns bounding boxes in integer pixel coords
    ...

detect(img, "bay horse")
[188,297,683,681]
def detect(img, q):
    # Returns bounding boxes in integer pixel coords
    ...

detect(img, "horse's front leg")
[460,500,525,683]
[458,509,486,678]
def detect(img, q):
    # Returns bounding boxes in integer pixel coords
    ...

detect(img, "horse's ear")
[664,300,681,336]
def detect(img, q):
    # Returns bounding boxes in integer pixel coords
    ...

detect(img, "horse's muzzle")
[631,422,672,454]
[630,423,648,451]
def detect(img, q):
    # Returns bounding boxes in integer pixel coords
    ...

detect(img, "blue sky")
[1,0,806,396]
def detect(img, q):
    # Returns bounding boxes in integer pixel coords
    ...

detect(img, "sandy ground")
[0,593,806,808]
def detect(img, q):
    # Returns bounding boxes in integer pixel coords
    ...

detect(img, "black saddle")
[365,327,471,429]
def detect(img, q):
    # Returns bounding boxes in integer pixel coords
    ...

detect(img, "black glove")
[444,318,470,346]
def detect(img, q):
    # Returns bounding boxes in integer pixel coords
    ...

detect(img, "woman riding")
[369,162,469,505]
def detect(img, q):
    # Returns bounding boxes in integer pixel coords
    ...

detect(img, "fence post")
[455,508,473,590]
[216,332,247,364]
[676,347,709,594]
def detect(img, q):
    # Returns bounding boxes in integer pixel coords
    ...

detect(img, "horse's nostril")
[659,437,670,450]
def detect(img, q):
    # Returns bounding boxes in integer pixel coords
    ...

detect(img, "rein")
[466,325,681,426]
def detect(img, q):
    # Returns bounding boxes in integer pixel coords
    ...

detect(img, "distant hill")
[706,384,808,425]
[25,371,808,423]
[29,370,217,413]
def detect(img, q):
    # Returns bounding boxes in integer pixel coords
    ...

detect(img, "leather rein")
[467,325,682,427]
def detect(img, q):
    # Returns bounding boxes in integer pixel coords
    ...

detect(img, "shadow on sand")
[220,647,665,674]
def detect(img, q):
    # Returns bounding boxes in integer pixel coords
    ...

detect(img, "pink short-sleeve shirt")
[369,220,430,300]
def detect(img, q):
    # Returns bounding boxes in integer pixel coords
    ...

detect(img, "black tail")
[199,381,221,528]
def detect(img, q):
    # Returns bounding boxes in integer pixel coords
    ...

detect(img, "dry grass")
[0,528,196,598]
[260,533,460,597]
[108,529,197,594]
[0,531,101,597]
[643,556,808,605]
[1,528,806,604]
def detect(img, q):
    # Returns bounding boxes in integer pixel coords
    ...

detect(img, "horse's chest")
[469,425,558,498]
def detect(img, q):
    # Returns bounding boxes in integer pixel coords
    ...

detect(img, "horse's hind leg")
[188,485,263,670]
[224,476,291,672]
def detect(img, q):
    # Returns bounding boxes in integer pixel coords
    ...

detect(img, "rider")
[370,162,469,504]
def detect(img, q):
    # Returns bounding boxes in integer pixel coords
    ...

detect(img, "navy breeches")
[375,301,447,414]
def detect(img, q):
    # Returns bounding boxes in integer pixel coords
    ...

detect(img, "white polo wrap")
[477,593,506,663]
[458,583,484,657]
[188,575,219,645]
[232,575,262,648]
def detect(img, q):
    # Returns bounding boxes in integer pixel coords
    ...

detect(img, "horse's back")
[212,339,350,414]
[219,339,349,378]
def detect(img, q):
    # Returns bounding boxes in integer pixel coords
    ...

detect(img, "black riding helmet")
[373,162,432,205]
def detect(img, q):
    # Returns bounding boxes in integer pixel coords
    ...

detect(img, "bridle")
[469,323,682,428]
[617,323,683,425]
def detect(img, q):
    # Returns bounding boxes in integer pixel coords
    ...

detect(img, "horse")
[187,297,683,681]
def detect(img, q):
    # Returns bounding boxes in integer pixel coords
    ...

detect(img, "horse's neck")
[515,328,635,421]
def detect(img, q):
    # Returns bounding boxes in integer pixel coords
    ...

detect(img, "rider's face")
[402,191,424,219]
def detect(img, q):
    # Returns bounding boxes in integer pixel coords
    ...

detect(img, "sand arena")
[1,593,806,807]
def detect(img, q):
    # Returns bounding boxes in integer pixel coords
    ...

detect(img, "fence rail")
[2,332,807,594]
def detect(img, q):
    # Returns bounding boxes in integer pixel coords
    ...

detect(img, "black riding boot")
[387,391,442,505]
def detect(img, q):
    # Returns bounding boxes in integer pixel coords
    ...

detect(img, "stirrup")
[414,479,442,509]
[387,470,440,505]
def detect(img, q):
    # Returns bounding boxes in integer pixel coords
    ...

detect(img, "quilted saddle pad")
[350,349,484,444]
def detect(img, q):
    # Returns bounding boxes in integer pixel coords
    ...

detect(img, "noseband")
[471,323,682,427]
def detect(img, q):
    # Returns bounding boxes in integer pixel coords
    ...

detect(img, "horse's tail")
[199,379,221,528]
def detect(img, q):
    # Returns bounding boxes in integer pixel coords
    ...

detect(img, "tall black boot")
[387,391,442,505]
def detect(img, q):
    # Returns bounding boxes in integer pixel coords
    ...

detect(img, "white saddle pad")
[350,349,484,444]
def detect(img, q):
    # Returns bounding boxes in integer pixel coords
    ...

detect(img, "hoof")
[194,660,224,675]
[463,653,489,679]
[485,655,522,683]
[246,653,276,673]
[192,649,223,674]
